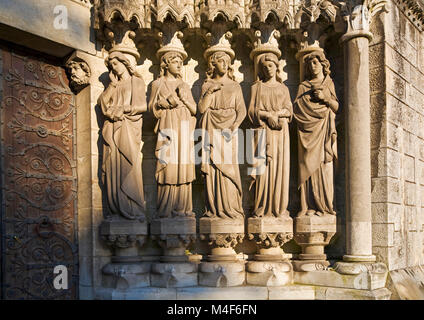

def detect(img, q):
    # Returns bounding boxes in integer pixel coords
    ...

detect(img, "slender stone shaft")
[341,30,376,262]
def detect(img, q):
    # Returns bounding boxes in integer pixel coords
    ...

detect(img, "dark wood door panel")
[1,47,78,299]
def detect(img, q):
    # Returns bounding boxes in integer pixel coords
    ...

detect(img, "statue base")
[100,218,150,289]
[151,262,198,288]
[151,217,196,261]
[102,262,151,289]
[295,262,388,290]
[293,214,336,271]
[199,217,244,261]
[199,261,245,287]
[246,261,293,286]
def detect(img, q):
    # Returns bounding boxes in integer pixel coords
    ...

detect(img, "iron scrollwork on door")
[1,50,78,299]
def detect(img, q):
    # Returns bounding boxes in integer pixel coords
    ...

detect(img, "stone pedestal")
[150,217,197,287]
[294,261,389,298]
[246,216,293,286]
[199,217,245,286]
[199,261,246,287]
[293,214,336,271]
[100,218,150,288]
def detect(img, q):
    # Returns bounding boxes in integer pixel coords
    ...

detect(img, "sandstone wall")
[370,1,424,271]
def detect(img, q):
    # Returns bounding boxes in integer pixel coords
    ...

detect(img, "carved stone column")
[94,0,150,290]
[149,20,198,287]
[337,2,376,265]
[246,27,293,286]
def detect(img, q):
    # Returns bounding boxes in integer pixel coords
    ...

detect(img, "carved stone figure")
[248,52,292,218]
[199,50,246,220]
[149,49,196,218]
[66,59,91,91]
[98,49,147,220]
[294,50,338,217]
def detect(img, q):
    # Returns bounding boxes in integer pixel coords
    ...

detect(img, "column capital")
[340,2,373,43]
[340,29,373,44]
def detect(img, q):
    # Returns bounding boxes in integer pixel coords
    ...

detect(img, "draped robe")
[99,75,146,219]
[248,81,292,217]
[149,77,196,217]
[199,79,246,219]
[293,75,338,215]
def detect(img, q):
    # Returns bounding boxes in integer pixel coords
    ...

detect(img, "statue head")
[159,51,184,79]
[206,51,234,80]
[257,53,282,83]
[105,51,136,80]
[304,51,331,80]
[66,60,91,86]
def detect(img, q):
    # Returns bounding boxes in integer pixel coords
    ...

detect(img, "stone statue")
[248,52,292,218]
[149,50,197,218]
[98,49,147,220]
[294,51,338,217]
[199,50,246,220]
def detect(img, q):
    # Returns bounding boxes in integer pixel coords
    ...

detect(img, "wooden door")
[0,46,78,299]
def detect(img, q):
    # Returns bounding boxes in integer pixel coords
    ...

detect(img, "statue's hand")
[123,105,132,114]
[267,115,281,130]
[313,88,326,102]
[167,94,179,108]
[158,98,170,109]
[278,109,291,118]
[207,83,222,95]
[111,108,124,121]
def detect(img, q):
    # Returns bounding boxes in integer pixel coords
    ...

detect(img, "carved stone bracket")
[293,214,336,271]
[248,232,293,249]
[100,219,148,261]
[65,57,91,93]
[102,234,147,249]
[200,233,245,250]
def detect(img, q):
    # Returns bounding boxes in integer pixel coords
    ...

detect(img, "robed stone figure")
[294,51,339,217]
[248,53,293,217]
[99,50,147,220]
[149,51,197,218]
[199,51,246,219]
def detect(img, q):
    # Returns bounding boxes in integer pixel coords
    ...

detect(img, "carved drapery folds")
[89,0,390,288]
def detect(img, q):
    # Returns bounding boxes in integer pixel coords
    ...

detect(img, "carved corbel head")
[65,58,91,93]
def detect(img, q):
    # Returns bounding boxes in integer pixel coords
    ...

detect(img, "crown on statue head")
[204,31,235,61]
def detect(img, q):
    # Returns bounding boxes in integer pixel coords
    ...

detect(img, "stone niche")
[85,0,392,300]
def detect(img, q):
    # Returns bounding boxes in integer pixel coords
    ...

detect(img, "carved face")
[109,57,128,78]
[167,56,183,77]
[215,57,228,76]
[307,57,323,78]
[262,60,277,80]
[67,62,89,86]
